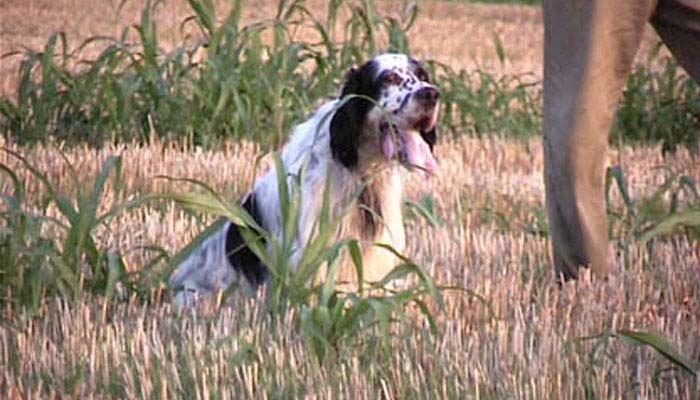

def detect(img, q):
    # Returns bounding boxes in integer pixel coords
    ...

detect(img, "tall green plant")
[574,330,698,378]
[0,151,158,313]
[605,165,700,244]
[436,63,541,138]
[164,150,442,359]
[613,45,700,152]
[0,0,418,148]
[0,162,54,310]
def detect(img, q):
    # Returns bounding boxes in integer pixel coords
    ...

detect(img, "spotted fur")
[169,53,440,308]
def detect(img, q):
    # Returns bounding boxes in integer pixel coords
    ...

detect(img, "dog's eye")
[378,71,403,86]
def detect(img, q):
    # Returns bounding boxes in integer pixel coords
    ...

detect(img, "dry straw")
[1,137,698,398]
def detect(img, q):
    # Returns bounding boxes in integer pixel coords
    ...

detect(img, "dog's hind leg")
[170,193,268,309]
[170,225,240,309]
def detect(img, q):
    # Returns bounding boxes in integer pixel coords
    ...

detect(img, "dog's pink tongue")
[402,130,440,176]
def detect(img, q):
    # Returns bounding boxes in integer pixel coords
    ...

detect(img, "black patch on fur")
[330,60,381,169]
[409,58,437,152]
[225,194,268,288]
[421,127,437,152]
[394,94,410,115]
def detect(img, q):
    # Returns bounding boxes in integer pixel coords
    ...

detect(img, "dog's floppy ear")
[330,61,379,169]
[421,127,437,152]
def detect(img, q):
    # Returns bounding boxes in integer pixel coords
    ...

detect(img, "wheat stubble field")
[1,0,699,398]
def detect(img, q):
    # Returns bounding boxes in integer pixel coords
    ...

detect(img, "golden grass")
[0,0,669,96]
[1,0,697,397]
[1,138,698,398]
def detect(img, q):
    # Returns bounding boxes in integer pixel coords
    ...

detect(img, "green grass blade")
[347,239,364,294]
[615,330,699,376]
[162,219,228,286]
[2,148,77,218]
[637,207,700,243]
[404,196,442,227]
[0,162,24,206]
[273,153,292,241]
[73,156,122,261]
[104,252,126,304]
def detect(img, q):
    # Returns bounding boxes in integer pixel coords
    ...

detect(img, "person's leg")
[652,0,700,82]
[542,0,652,280]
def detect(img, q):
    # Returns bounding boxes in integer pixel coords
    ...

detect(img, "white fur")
[170,54,438,308]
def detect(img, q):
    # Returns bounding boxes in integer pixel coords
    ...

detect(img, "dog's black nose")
[414,87,440,106]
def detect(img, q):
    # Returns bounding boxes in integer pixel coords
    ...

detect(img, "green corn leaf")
[347,239,364,294]
[74,156,122,263]
[2,148,78,219]
[607,166,635,214]
[637,208,700,243]
[104,252,126,304]
[162,218,228,286]
[0,162,24,206]
[615,330,698,376]
[493,34,506,66]
[274,153,291,240]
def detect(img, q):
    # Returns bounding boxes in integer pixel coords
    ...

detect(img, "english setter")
[170,53,440,308]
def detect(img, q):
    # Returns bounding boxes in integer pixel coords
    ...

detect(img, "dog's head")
[330,53,440,176]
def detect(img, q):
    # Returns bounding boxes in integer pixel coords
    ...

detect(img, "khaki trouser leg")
[542,0,651,280]
[543,0,700,280]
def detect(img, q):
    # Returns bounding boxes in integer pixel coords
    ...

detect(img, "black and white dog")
[170,53,440,308]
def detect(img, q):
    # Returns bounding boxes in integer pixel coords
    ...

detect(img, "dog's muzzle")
[413,86,440,108]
